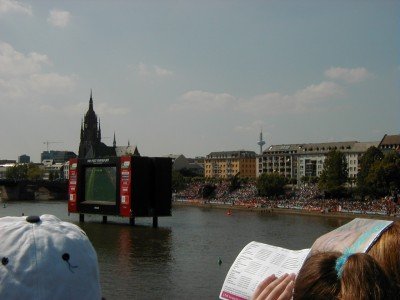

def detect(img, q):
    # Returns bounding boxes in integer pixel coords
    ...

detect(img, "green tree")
[256,173,287,197]
[6,164,28,180]
[357,146,383,197]
[229,173,241,192]
[202,183,216,199]
[318,150,348,197]
[171,170,186,192]
[27,164,44,180]
[365,151,400,196]
[178,168,198,178]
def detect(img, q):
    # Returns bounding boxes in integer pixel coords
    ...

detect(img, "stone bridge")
[0,180,68,201]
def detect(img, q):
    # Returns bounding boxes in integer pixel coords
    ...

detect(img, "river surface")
[0,201,351,300]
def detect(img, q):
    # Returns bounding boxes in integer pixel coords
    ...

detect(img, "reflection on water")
[79,222,173,299]
[0,201,353,299]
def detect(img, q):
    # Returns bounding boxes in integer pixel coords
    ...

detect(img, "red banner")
[119,156,132,217]
[68,158,78,213]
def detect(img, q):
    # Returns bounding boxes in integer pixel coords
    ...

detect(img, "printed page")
[219,241,310,300]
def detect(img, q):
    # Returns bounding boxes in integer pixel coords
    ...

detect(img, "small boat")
[226,210,232,216]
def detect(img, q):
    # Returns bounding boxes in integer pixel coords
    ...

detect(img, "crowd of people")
[174,181,399,217]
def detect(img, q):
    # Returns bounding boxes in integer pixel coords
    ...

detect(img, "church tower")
[78,91,116,158]
[82,90,100,144]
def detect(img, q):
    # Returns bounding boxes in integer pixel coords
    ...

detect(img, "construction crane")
[43,141,63,152]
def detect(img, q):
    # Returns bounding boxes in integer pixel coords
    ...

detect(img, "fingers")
[253,273,296,300]
[252,275,277,299]
[277,277,295,300]
[263,273,294,300]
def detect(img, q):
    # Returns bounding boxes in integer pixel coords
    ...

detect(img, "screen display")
[84,166,117,203]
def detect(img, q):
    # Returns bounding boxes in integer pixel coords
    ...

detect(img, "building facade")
[379,134,400,153]
[256,144,301,180]
[18,154,30,164]
[41,151,76,164]
[204,151,257,179]
[257,141,379,183]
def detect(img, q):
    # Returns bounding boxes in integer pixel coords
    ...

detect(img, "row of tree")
[258,147,400,198]
[5,164,44,180]
[173,147,400,200]
[5,164,63,181]
[356,147,400,198]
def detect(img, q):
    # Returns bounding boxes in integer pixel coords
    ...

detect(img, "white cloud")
[238,81,344,115]
[95,102,130,115]
[0,42,50,77]
[0,41,76,101]
[138,63,151,77]
[173,81,344,116]
[137,62,173,78]
[234,120,266,133]
[236,92,292,115]
[294,81,344,111]
[0,78,26,99]
[155,66,173,77]
[62,102,88,115]
[170,90,236,112]
[29,73,76,93]
[324,67,371,83]
[0,0,32,15]
[47,9,70,28]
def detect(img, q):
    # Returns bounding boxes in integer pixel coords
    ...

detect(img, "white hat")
[0,214,101,300]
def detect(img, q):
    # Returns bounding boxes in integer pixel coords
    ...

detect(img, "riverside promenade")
[174,182,399,220]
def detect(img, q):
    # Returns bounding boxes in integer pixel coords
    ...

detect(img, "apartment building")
[256,144,301,179]
[257,141,379,183]
[379,134,400,153]
[204,150,257,179]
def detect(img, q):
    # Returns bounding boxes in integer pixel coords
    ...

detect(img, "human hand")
[251,273,295,300]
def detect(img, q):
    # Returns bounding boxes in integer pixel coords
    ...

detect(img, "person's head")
[294,252,394,300]
[368,221,400,293]
[0,214,101,300]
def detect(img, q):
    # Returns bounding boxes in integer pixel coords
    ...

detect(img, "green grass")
[85,167,116,202]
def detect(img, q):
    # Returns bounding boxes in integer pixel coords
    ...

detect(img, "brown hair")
[368,221,400,293]
[294,252,394,300]
[294,252,341,300]
[340,253,394,300]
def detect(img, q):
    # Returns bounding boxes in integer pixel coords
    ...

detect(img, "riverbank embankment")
[172,200,398,221]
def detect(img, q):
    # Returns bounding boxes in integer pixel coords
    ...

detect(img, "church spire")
[89,89,93,111]
[113,132,116,147]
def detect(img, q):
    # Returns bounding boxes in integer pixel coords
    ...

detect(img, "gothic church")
[78,91,139,158]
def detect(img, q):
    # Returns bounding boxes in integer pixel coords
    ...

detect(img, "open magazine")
[219,218,393,300]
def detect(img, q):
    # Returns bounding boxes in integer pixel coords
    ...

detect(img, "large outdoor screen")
[84,166,117,203]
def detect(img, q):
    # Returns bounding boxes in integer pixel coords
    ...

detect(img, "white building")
[258,140,379,184]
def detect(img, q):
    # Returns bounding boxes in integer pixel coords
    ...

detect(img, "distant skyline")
[0,0,399,162]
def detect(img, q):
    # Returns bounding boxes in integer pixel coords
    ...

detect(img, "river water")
[0,201,351,299]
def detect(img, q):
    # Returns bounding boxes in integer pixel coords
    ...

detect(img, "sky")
[0,0,399,162]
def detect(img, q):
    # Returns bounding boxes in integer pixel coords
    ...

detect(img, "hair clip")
[335,251,351,278]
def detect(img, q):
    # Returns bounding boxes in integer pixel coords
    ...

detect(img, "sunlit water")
[0,201,350,299]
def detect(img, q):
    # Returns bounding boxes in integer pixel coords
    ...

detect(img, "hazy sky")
[0,0,399,162]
